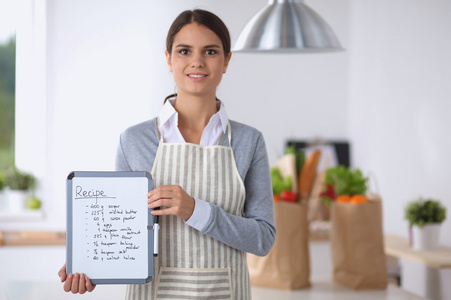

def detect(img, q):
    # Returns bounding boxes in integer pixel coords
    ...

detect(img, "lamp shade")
[233,0,343,53]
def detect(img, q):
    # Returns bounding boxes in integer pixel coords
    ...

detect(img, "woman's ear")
[165,50,172,72]
[223,52,232,74]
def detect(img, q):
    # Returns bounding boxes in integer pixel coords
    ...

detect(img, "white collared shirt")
[157,98,228,146]
[156,97,229,231]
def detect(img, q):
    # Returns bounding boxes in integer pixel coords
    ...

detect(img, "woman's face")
[166,23,231,98]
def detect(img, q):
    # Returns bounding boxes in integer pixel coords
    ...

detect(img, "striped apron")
[125,121,251,299]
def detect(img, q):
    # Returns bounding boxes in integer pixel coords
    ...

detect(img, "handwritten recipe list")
[70,176,151,281]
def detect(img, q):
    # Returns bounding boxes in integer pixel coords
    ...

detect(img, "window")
[1,0,47,218]
[0,1,16,169]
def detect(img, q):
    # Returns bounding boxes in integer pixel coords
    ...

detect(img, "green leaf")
[405,198,447,226]
[324,165,368,197]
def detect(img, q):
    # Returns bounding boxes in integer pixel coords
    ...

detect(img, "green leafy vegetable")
[271,167,292,195]
[324,165,367,198]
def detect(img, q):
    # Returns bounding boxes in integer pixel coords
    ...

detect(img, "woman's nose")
[191,53,205,68]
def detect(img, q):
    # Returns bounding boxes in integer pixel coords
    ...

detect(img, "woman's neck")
[173,93,218,144]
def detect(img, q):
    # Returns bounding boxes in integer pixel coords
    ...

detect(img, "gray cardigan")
[115,119,276,256]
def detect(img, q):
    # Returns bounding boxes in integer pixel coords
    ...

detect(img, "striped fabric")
[156,268,231,299]
[125,123,251,300]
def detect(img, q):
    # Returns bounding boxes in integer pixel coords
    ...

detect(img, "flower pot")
[411,223,441,250]
[5,189,30,212]
[0,191,6,210]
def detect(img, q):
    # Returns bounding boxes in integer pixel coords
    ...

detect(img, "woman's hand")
[58,263,96,294]
[148,185,195,221]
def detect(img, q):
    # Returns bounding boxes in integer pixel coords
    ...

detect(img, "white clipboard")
[66,171,154,284]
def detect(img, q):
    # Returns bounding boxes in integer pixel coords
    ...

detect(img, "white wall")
[348,0,451,247]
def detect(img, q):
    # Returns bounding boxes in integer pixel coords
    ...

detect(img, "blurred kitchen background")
[0,0,450,299]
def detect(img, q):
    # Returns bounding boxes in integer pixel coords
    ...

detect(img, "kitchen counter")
[385,235,451,269]
[385,235,451,300]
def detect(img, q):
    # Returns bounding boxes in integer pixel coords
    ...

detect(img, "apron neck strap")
[225,122,232,146]
[155,118,162,141]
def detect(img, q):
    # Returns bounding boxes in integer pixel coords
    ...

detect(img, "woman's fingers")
[58,263,67,282]
[86,276,96,292]
[78,274,87,294]
[71,273,80,294]
[148,186,175,207]
[63,273,73,292]
[62,270,95,294]
[58,264,96,294]
[148,186,177,202]
[147,185,194,220]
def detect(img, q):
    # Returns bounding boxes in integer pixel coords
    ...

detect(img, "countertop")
[5,275,427,300]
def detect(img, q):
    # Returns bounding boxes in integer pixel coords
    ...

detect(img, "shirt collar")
[158,96,229,134]
[159,97,178,130]
[216,100,229,134]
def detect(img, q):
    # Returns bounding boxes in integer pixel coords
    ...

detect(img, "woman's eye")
[205,49,217,55]
[179,49,189,55]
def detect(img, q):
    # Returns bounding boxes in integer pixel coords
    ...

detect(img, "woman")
[59,9,275,299]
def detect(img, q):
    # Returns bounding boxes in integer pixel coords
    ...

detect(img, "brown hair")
[166,9,231,58]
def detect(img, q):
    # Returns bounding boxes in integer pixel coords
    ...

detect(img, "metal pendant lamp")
[233,0,343,53]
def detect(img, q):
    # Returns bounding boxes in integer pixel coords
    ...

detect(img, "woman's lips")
[187,73,207,81]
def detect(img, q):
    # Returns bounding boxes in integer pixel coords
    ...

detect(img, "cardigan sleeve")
[201,131,276,256]
[115,132,132,171]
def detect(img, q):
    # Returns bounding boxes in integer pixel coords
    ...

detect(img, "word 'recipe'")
[75,185,114,200]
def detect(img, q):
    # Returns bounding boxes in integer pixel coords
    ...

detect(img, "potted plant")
[404,198,447,250]
[5,168,37,212]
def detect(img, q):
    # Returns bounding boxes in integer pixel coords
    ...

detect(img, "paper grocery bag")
[330,194,387,290]
[247,201,310,290]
